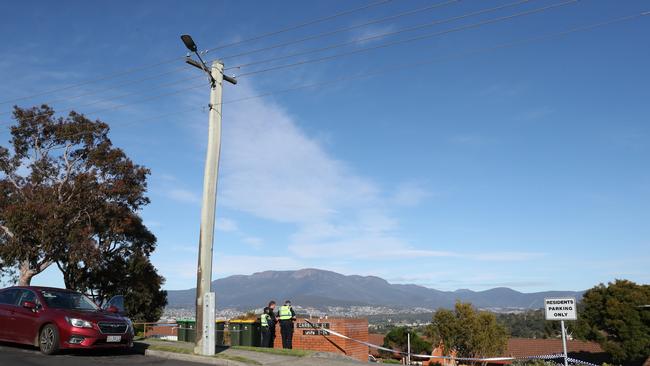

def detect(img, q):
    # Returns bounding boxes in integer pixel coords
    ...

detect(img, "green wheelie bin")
[177,320,187,342]
[239,320,261,347]
[184,320,196,343]
[216,320,226,346]
[229,320,241,346]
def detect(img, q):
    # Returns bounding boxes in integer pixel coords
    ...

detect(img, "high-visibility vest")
[261,313,270,327]
[279,305,293,320]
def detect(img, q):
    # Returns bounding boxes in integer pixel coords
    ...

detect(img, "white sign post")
[544,297,577,366]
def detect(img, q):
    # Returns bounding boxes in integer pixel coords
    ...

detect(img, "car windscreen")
[40,290,99,310]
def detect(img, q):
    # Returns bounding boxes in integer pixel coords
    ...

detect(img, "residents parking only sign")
[544,297,578,321]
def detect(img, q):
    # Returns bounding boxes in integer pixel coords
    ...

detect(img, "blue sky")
[0,0,648,292]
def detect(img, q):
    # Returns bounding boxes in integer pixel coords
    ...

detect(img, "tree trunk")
[17,259,52,286]
[18,260,35,286]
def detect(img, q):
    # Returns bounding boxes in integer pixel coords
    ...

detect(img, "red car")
[0,286,134,354]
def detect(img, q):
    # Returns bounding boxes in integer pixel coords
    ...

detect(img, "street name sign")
[544,297,577,321]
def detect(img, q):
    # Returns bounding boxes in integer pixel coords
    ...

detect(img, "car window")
[0,289,21,306]
[40,290,98,310]
[17,289,39,306]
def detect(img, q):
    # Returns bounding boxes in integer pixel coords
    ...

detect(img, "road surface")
[0,342,202,366]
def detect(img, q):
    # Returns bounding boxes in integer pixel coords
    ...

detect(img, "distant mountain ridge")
[166,268,583,310]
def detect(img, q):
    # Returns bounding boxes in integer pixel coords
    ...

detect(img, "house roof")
[506,338,609,365]
[507,338,604,358]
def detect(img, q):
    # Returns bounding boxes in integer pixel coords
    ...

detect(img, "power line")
[0,82,206,127]
[225,11,650,103]
[235,0,580,78]
[2,1,557,123]
[5,10,646,135]
[0,0,393,106]
[1,1,458,113]
[0,0,594,124]
[0,1,443,113]
[0,57,187,106]
[0,73,205,117]
[2,65,194,114]
[219,0,461,63]
[224,0,532,70]
[201,0,394,55]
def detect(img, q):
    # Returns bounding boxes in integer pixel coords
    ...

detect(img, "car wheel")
[39,324,60,355]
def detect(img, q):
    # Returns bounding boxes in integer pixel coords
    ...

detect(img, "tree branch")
[0,161,26,200]
[0,224,15,239]
[36,258,52,273]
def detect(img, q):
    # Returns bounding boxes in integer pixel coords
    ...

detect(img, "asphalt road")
[0,342,203,366]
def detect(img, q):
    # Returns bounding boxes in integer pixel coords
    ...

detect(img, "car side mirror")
[22,301,37,310]
[107,305,119,313]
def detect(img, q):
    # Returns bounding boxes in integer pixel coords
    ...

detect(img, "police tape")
[302,319,600,366]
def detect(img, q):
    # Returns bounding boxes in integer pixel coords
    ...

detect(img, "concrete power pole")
[180,33,237,357]
[194,60,225,355]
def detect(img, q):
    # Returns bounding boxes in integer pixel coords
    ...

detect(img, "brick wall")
[272,317,369,362]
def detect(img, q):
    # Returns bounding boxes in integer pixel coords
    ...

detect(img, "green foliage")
[575,280,650,365]
[0,259,17,287]
[496,309,561,339]
[0,105,166,321]
[382,326,432,356]
[427,301,508,361]
[511,359,556,366]
[381,359,402,364]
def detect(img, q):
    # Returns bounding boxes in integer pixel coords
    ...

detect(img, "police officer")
[267,301,278,347]
[278,300,296,349]
[260,307,272,347]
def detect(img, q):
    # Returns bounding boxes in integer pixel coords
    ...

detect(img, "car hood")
[53,309,127,322]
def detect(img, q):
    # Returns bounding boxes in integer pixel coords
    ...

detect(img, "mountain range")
[166,269,583,311]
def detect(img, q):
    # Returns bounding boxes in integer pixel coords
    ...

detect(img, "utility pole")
[180,34,237,356]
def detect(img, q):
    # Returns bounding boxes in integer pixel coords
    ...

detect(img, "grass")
[381,359,402,364]
[146,343,261,365]
[232,345,312,357]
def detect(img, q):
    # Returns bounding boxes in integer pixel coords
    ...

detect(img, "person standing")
[278,300,296,349]
[260,307,272,347]
[267,301,278,348]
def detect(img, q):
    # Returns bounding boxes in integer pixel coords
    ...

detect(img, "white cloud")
[219,82,378,224]
[349,24,397,45]
[166,188,201,204]
[215,217,238,232]
[471,252,547,262]
[391,182,430,206]
[213,255,301,277]
[185,83,548,268]
[243,236,264,248]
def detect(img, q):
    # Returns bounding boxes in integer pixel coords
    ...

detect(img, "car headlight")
[66,317,93,328]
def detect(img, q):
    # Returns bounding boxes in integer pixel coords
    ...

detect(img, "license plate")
[106,335,121,343]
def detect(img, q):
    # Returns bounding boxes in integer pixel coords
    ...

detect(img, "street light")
[181,34,198,52]
[181,34,237,85]
[181,34,236,356]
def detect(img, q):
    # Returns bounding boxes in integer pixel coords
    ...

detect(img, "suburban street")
[1,1,648,366]
[0,342,202,366]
